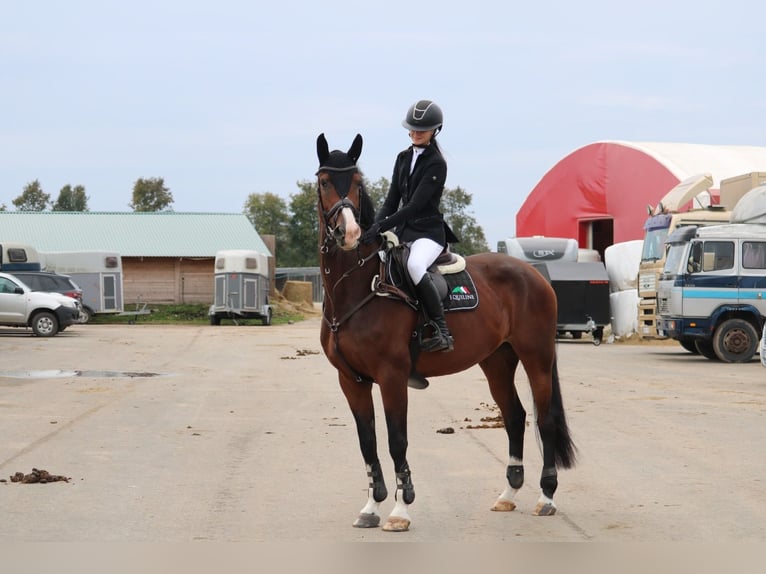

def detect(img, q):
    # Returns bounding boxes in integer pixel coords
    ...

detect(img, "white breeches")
[407,237,444,285]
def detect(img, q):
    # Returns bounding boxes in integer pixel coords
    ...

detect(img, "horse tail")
[551,356,577,469]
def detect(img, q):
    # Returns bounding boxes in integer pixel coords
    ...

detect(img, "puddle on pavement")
[0,370,169,379]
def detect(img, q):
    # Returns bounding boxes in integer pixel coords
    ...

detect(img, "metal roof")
[0,212,271,257]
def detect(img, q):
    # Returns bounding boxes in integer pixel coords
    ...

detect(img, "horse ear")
[317,133,330,165]
[347,134,363,164]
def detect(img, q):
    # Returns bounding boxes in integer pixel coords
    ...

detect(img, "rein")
[320,240,380,332]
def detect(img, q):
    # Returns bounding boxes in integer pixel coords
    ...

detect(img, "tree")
[363,176,389,209]
[244,192,289,235]
[441,186,489,255]
[0,203,6,211]
[12,179,51,211]
[243,192,290,253]
[129,177,174,212]
[52,184,89,211]
[279,180,321,267]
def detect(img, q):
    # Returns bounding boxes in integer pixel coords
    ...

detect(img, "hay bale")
[283,281,313,306]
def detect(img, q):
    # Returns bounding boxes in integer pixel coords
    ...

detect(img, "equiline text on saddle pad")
[442,271,478,312]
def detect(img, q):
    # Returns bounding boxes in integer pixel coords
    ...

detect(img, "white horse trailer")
[0,242,42,272]
[209,249,272,326]
[41,251,124,323]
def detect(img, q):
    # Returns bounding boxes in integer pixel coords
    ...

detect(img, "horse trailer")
[209,249,272,326]
[0,242,42,272]
[40,251,124,323]
[531,261,612,344]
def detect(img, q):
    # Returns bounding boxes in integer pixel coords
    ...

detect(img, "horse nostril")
[334,227,346,243]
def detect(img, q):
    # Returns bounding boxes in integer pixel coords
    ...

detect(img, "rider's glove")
[360,222,382,245]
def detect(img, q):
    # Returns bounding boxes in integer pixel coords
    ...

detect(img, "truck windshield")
[662,243,688,276]
[641,228,668,262]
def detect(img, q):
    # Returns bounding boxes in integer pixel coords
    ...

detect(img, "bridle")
[316,165,379,329]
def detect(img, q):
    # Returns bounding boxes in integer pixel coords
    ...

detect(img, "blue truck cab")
[657,223,766,362]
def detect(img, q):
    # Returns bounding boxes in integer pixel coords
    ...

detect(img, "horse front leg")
[380,377,414,532]
[339,371,388,528]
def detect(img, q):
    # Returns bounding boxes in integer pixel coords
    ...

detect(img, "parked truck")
[0,271,81,336]
[656,217,766,362]
[637,172,766,338]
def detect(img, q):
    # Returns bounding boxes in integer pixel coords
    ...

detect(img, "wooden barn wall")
[122,257,214,304]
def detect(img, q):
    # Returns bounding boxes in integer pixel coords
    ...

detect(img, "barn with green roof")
[0,212,273,304]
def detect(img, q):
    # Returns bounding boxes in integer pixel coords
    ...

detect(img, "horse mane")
[359,186,376,229]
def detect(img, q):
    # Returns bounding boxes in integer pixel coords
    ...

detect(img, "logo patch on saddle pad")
[444,271,479,312]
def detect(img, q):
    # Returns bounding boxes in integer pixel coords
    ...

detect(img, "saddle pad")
[443,270,479,312]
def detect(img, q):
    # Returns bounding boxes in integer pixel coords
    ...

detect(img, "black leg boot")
[415,274,454,352]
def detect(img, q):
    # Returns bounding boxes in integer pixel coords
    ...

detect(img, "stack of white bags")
[603,240,643,338]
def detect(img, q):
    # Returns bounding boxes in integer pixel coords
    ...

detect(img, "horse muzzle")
[334,207,361,250]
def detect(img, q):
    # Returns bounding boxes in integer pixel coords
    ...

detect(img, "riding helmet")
[402,100,443,133]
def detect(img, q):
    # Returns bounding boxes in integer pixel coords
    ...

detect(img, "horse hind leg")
[528,357,577,517]
[479,344,527,512]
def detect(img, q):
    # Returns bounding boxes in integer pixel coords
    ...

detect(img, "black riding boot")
[415,274,454,352]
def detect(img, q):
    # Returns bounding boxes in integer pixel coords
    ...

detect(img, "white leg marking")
[383,498,411,532]
[359,497,381,516]
[492,456,523,511]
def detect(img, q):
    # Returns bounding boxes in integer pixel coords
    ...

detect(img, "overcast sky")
[2,0,764,250]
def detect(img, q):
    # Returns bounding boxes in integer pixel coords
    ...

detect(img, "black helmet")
[402,100,443,133]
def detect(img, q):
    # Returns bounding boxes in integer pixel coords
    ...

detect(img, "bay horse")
[315,133,576,532]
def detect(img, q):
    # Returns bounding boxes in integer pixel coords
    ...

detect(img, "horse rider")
[361,99,458,352]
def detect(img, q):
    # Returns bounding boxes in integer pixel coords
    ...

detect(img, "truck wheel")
[713,318,759,363]
[31,311,59,337]
[694,339,719,361]
[679,338,699,354]
[210,314,221,326]
[261,308,273,326]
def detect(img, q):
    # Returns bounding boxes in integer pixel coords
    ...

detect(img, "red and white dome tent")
[516,141,766,256]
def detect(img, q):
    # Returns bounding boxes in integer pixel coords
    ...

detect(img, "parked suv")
[0,272,81,336]
[10,271,83,302]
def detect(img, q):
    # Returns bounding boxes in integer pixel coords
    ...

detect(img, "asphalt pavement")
[1,320,765,544]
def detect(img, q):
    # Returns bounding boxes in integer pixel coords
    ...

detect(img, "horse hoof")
[382,517,411,532]
[491,499,516,512]
[353,513,380,528]
[533,502,557,516]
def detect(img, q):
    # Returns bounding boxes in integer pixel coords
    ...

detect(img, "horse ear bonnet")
[316,133,363,173]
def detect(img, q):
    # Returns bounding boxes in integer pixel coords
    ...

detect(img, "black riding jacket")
[375,143,457,245]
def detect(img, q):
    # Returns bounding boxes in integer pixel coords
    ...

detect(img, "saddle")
[372,231,478,312]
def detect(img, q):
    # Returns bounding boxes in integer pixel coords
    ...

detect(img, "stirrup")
[421,332,454,353]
